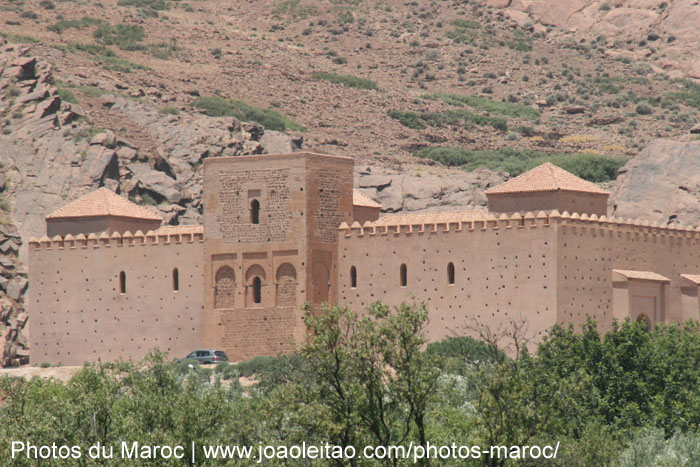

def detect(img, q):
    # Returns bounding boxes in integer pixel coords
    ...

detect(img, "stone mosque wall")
[338,213,560,344]
[28,230,204,366]
[555,213,700,331]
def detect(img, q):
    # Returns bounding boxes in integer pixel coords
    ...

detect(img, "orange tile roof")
[353,189,381,208]
[612,269,670,282]
[47,188,162,221]
[485,163,610,195]
[151,225,204,235]
[369,210,487,226]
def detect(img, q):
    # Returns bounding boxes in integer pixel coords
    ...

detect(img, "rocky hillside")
[1,0,700,366]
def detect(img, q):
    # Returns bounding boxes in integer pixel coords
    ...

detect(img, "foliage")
[48,16,102,34]
[311,71,378,90]
[192,96,305,131]
[117,0,171,10]
[423,92,540,120]
[665,79,700,110]
[93,23,146,51]
[414,147,627,182]
[388,108,508,132]
[5,307,700,465]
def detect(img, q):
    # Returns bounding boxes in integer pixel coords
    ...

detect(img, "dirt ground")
[0,366,84,383]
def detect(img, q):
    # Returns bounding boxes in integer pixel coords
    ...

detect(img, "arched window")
[173,268,179,291]
[400,264,407,287]
[253,277,262,304]
[119,271,126,294]
[250,199,260,224]
[246,264,266,307]
[350,266,357,288]
[447,262,455,285]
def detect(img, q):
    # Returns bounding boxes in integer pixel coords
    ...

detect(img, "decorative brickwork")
[216,168,291,243]
[220,307,296,360]
[315,169,344,243]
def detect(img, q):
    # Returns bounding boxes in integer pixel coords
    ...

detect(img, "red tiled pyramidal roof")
[46,188,162,221]
[485,162,609,195]
[353,189,381,208]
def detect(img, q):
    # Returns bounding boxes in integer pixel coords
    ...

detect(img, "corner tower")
[485,162,609,216]
[202,152,354,360]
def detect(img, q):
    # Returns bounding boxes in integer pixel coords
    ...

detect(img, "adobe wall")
[201,153,355,361]
[555,214,700,331]
[488,192,608,217]
[47,216,161,237]
[338,213,559,346]
[28,231,204,366]
[352,205,380,225]
[202,154,309,361]
[304,155,354,308]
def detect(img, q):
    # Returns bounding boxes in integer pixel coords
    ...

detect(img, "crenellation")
[31,155,700,366]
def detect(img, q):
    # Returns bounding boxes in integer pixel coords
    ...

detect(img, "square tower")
[202,152,354,360]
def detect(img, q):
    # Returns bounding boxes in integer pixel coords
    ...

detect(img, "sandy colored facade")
[28,153,700,365]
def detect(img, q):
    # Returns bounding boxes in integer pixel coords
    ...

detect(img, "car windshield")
[215,351,227,358]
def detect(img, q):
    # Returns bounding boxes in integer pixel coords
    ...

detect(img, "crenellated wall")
[555,212,700,331]
[338,210,700,347]
[338,212,560,345]
[28,230,204,366]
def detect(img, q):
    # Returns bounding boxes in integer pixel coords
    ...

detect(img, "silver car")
[179,349,229,365]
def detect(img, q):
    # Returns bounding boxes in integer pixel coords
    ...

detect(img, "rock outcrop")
[610,139,700,225]
[356,166,504,213]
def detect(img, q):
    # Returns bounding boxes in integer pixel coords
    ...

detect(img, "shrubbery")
[414,146,627,182]
[5,304,700,464]
[192,96,305,132]
[311,71,378,90]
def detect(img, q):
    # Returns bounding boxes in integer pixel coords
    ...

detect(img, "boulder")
[82,146,119,187]
[260,130,301,154]
[610,139,700,225]
[6,277,28,301]
[134,170,184,203]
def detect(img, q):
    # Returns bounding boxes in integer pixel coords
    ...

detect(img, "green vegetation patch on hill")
[666,79,700,110]
[311,71,378,90]
[388,109,508,132]
[415,147,626,182]
[423,93,540,121]
[48,16,103,34]
[193,96,306,132]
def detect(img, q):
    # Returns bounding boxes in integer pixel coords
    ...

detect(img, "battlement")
[338,210,700,240]
[28,228,204,251]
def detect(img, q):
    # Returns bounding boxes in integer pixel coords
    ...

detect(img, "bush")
[636,103,653,115]
[117,0,171,10]
[388,109,508,132]
[158,106,180,115]
[233,355,277,377]
[93,23,145,51]
[414,147,626,182]
[424,92,540,120]
[426,336,504,375]
[49,16,102,34]
[311,71,378,90]
[192,96,305,131]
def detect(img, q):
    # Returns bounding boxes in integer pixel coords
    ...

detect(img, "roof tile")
[47,188,162,221]
[485,162,610,195]
[353,189,381,208]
